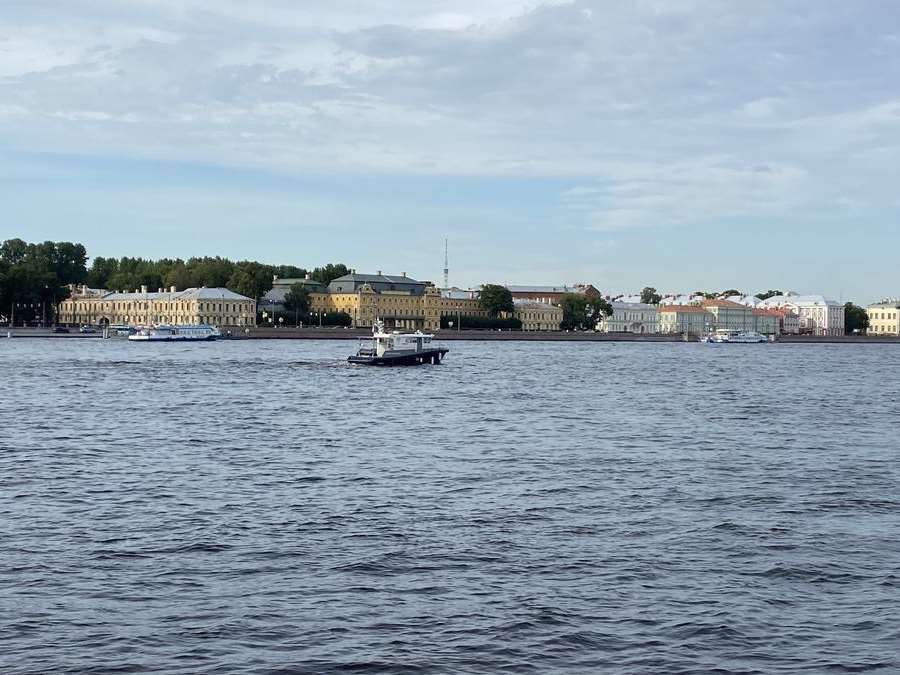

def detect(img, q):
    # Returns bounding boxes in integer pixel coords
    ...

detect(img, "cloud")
[2,0,900,230]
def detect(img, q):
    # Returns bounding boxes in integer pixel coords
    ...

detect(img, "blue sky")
[2,1,899,303]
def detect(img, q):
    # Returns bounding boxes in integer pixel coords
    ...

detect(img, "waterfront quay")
[7,326,900,343]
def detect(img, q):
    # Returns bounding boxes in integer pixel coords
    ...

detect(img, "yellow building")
[867,301,900,335]
[309,273,489,331]
[658,305,714,334]
[309,273,563,331]
[58,285,256,327]
[513,300,563,331]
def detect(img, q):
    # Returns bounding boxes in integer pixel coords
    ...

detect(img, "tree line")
[0,237,350,325]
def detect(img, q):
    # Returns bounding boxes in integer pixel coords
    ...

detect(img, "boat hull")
[128,335,218,342]
[348,348,448,366]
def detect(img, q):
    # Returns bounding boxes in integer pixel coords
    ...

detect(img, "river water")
[2,338,899,674]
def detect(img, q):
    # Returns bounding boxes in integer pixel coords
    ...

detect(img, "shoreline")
[4,327,900,344]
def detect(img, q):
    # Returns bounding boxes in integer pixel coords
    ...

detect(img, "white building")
[756,294,845,336]
[598,302,658,334]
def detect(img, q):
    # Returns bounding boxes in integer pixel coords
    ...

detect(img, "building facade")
[261,276,326,311]
[309,273,489,331]
[658,305,714,334]
[756,294,845,335]
[513,300,563,331]
[506,284,601,305]
[308,273,567,331]
[701,299,756,332]
[598,302,658,334]
[867,301,900,335]
[58,285,256,327]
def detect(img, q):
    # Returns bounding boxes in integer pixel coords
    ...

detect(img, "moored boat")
[128,324,220,342]
[349,321,448,366]
[702,329,769,343]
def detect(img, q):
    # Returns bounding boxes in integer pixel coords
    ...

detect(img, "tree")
[187,257,235,288]
[755,289,783,300]
[164,264,195,291]
[640,286,662,304]
[273,265,308,279]
[310,263,350,285]
[87,256,119,288]
[479,284,514,316]
[560,294,612,330]
[845,302,870,334]
[0,239,87,325]
[227,261,274,300]
[719,289,742,298]
[283,283,311,325]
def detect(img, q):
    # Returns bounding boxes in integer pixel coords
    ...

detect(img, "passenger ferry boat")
[128,324,220,342]
[349,320,448,366]
[700,329,769,344]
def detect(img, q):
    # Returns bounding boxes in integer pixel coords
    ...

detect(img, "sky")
[2,0,899,303]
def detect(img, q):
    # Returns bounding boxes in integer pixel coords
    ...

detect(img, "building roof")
[100,287,252,301]
[506,284,591,294]
[757,293,841,308]
[868,300,900,309]
[331,273,423,285]
[513,299,563,310]
[701,299,750,309]
[442,288,479,300]
[658,305,712,314]
[610,302,658,310]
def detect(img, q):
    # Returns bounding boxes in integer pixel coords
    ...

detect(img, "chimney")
[305,273,311,280]
[170,285,176,293]
[158,288,163,293]
[377,270,382,276]
[141,285,148,294]
[402,272,407,278]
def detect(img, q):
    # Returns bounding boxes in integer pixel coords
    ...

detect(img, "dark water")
[2,338,899,674]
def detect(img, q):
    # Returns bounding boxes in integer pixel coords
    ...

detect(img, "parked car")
[52,326,70,333]
[79,325,98,334]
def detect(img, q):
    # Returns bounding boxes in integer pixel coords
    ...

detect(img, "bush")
[440,315,522,330]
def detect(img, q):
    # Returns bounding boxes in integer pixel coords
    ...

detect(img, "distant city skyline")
[3,1,899,304]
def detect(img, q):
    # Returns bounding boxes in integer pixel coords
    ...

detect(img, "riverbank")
[6,327,900,344]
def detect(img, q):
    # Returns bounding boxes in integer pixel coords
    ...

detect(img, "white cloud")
[2,0,900,230]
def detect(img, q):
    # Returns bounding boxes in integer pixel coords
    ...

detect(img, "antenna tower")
[443,238,449,290]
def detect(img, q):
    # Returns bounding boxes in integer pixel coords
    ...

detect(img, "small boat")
[349,321,448,366]
[128,324,220,342]
[702,329,768,344]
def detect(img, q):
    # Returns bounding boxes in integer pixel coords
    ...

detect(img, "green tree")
[479,284,514,316]
[228,261,274,300]
[719,289,742,298]
[310,263,350,285]
[187,257,235,288]
[560,294,613,330]
[640,286,662,304]
[755,289,783,300]
[0,239,87,325]
[164,264,195,291]
[273,265,308,279]
[87,256,119,288]
[283,283,311,325]
[845,302,870,334]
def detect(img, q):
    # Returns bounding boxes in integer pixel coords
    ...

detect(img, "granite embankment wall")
[6,327,900,344]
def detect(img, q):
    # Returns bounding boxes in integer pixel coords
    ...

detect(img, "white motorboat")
[128,324,220,342]
[702,329,768,344]
[349,320,448,365]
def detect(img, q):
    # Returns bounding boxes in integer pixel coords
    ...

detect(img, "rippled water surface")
[2,338,899,674]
